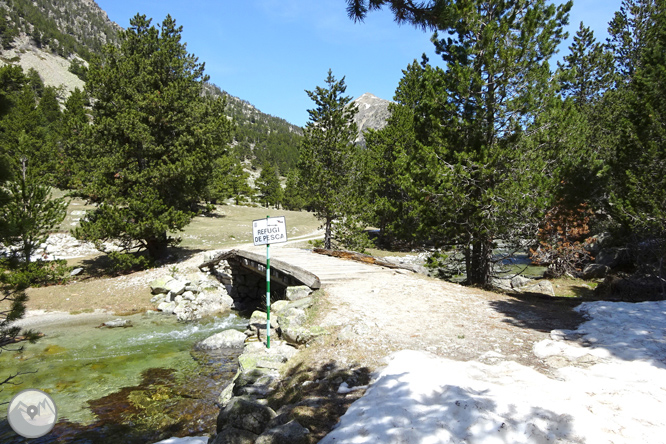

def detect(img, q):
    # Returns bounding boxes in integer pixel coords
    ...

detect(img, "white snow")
[321,300,666,443]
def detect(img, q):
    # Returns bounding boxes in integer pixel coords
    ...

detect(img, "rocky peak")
[351,92,392,145]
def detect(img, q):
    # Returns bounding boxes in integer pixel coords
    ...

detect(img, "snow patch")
[322,300,666,443]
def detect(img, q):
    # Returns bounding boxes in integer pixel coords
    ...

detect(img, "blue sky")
[96,0,623,127]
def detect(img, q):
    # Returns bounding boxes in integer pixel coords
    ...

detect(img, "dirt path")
[249,248,585,374]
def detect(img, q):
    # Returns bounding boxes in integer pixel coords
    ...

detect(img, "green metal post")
[266,215,271,349]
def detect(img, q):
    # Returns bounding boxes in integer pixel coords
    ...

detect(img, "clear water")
[0,311,247,442]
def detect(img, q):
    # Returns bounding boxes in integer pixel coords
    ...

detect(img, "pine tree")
[208,155,253,205]
[396,0,571,286]
[609,1,666,292]
[282,169,305,211]
[75,14,232,259]
[607,0,657,81]
[255,162,282,208]
[0,151,67,263]
[298,70,360,249]
[558,22,614,107]
[56,88,88,189]
[365,59,425,248]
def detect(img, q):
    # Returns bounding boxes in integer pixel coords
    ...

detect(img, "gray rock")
[491,278,513,291]
[285,286,312,301]
[522,280,556,296]
[174,303,195,321]
[510,275,532,289]
[150,294,164,304]
[238,341,297,371]
[255,420,310,444]
[182,290,196,301]
[281,324,328,345]
[596,248,626,268]
[288,297,314,311]
[279,307,306,326]
[217,396,277,434]
[234,368,280,397]
[276,305,327,345]
[210,427,258,444]
[150,276,174,294]
[271,300,290,315]
[98,319,132,328]
[218,369,241,407]
[164,279,186,296]
[250,310,268,324]
[581,263,610,279]
[195,291,233,317]
[157,301,176,314]
[199,329,247,349]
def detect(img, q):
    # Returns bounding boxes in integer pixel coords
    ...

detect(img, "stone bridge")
[198,248,416,312]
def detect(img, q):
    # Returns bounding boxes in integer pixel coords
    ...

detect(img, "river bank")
[1,309,247,443]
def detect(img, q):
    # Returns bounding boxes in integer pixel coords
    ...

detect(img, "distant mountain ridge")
[0,0,303,171]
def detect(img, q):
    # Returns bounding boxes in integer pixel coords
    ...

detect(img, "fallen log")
[312,249,418,272]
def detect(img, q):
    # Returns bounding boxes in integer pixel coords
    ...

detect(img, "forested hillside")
[203,83,302,174]
[0,0,302,174]
[0,0,120,59]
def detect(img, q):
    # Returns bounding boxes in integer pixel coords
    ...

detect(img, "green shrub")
[0,259,71,288]
[107,251,152,275]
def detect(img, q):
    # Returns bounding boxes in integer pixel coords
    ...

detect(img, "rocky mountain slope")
[0,0,303,171]
[352,92,392,145]
[1,0,120,60]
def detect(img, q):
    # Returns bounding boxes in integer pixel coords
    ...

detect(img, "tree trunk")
[324,217,332,249]
[467,237,493,287]
[146,233,168,259]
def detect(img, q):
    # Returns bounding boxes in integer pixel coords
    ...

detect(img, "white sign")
[252,216,288,246]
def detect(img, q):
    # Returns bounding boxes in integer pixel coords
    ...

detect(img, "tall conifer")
[75,14,231,259]
[298,70,360,249]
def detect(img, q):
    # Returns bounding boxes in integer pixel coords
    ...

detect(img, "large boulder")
[271,300,290,315]
[581,263,610,279]
[195,290,233,317]
[164,279,186,296]
[490,278,513,292]
[217,396,277,435]
[233,367,280,397]
[198,329,247,350]
[285,286,312,301]
[275,300,326,346]
[596,248,628,268]
[510,275,532,289]
[157,301,176,314]
[210,427,258,444]
[255,420,310,444]
[238,341,298,372]
[150,276,175,294]
[522,280,556,297]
